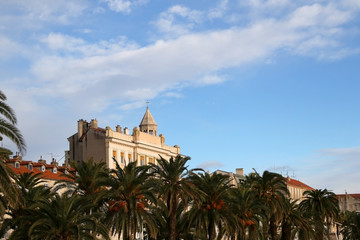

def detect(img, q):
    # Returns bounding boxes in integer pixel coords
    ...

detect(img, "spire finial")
[146,100,150,108]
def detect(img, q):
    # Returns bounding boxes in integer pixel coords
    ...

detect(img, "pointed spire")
[140,106,157,126]
[139,106,157,135]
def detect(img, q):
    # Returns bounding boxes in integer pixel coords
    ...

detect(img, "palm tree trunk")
[208,216,216,240]
[280,221,291,240]
[169,194,177,240]
[269,215,278,240]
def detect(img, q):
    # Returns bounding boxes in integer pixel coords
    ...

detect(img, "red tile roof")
[336,194,360,198]
[7,162,73,181]
[286,178,314,190]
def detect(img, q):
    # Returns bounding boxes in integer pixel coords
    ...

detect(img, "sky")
[1,0,360,194]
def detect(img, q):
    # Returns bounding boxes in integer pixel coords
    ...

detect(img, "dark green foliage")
[340,211,360,240]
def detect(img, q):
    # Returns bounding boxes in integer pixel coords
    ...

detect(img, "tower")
[139,106,158,136]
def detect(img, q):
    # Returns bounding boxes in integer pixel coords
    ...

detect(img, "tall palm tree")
[28,194,109,240]
[340,211,360,240]
[0,90,26,215]
[0,89,26,154]
[105,161,158,240]
[246,170,289,240]
[150,155,198,240]
[299,189,339,240]
[186,171,236,240]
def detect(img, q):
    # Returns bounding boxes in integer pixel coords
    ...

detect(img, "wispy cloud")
[300,147,360,193]
[197,161,224,171]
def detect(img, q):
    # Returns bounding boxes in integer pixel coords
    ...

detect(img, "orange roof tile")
[8,165,72,181]
[286,178,314,190]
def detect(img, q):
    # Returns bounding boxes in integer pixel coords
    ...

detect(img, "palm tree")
[232,186,267,240]
[150,155,198,240]
[340,211,360,240]
[105,161,158,240]
[246,170,289,240]
[0,172,54,239]
[186,171,236,240]
[28,194,109,240]
[280,198,313,240]
[0,89,26,154]
[0,90,26,215]
[299,189,339,240]
[56,158,110,197]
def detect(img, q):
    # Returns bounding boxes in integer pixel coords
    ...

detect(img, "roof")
[286,178,314,190]
[8,165,72,181]
[140,106,157,127]
[337,194,360,199]
[6,158,73,181]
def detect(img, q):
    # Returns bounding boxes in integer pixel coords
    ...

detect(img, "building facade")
[67,107,181,170]
[337,193,360,212]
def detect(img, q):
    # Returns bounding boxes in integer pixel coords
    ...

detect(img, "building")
[286,177,314,201]
[215,168,314,201]
[67,107,181,170]
[214,168,245,186]
[337,193,360,212]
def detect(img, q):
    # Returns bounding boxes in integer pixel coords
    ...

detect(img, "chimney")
[38,156,46,164]
[51,158,58,167]
[236,168,244,176]
[116,125,122,133]
[78,119,84,138]
[90,119,98,128]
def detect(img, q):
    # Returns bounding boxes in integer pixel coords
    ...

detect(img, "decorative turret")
[139,106,157,136]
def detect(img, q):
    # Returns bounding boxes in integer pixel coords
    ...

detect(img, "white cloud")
[0,0,88,28]
[101,0,148,13]
[208,0,229,19]
[23,1,358,113]
[154,5,203,37]
[0,35,23,57]
[319,147,360,157]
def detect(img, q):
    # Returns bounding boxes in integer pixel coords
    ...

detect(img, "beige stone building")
[286,177,314,201]
[67,107,181,170]
[337,193,360,212]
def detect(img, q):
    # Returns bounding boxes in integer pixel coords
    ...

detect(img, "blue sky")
[1,0,360,193]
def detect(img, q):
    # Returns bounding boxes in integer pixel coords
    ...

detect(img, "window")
[149,130,153,135]
[28,164,33,170]
[140,156,145,166]
[65,170,69,175]
[121,152,124,163]
[112,150,116,159]
[15,162,20,168]
[41,165,45,172]
[53,168,57,174]
[128,154,131,163]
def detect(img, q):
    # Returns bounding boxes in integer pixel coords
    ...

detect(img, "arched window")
[53,168,57,174]
[28,164,33,170]
[41,165,45,172]
[15,162,20,168]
